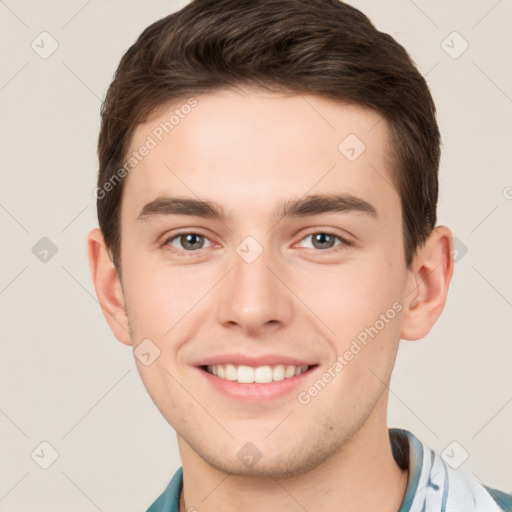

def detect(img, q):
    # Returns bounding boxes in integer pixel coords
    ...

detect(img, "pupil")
[314,233,334,249]
[183,234,203,250]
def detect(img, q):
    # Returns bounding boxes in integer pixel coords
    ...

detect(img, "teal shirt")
[147,429,511,512]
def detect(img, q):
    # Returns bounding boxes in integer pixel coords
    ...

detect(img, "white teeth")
[237,365,254,383]
[225,363,237,381]
[205,363,310,383]
[254,365,273,383]
[272,364,285,381]
[295,366,308,376]
[285,365,296,378]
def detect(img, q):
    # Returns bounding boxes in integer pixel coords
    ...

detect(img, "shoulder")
[444,465,511,511]
[146,467,183,512]
[483,486,512,512]
[391,428,511,512]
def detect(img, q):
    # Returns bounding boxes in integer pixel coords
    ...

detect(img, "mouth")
[197,363,319,401]
[200,363,316,383]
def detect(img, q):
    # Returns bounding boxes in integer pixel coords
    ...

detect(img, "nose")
[216,239,294,336]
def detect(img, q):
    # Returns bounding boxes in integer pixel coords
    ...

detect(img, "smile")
[203,364,311,384]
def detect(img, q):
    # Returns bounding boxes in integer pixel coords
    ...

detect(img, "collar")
[146,428,511,512]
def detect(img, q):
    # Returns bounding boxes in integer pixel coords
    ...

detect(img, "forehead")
[122,87,398,225]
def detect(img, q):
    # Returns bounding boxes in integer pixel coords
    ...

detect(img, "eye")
[297,231,350,251]
[162,232,213,252]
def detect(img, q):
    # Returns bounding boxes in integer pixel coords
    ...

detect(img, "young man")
[87,0,511,510]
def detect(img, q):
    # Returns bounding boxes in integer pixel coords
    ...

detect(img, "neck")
[177,413,408,512]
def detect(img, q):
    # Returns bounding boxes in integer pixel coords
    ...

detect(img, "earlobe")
[87,228,132,346]
[400,226,454,341]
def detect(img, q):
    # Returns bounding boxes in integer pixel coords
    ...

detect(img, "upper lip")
[195,354,318,367]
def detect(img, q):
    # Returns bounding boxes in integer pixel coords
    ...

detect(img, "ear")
[87,228,132,346]
[400,225,454,340]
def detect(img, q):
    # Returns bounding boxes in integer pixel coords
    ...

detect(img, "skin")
[88,87,453,512]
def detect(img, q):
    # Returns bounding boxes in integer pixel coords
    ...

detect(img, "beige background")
[0,0,511,510]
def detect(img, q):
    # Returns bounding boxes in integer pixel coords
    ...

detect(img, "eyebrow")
[136,193,377,222]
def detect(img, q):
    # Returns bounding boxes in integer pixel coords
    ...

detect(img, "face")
[116,87,413,477]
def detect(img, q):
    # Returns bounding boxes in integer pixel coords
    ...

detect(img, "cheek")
[304,258,404,337]
[134,357,189,433]
[122,256,198,332]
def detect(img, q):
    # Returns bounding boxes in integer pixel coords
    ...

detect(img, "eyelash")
[159,230,352,255]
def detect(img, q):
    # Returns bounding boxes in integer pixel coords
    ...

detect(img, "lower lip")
[196,366,319,402]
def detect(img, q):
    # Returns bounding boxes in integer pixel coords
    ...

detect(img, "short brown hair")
[97,0,440,273]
